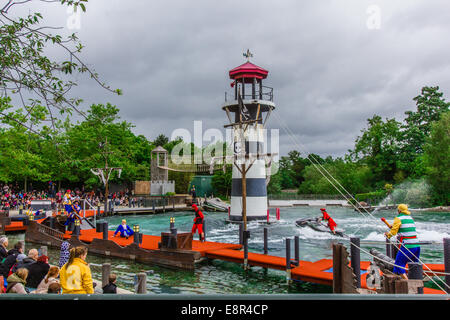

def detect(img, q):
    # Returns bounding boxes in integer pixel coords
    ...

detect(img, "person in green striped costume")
[384,204,421,279]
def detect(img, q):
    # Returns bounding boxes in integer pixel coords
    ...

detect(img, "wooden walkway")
[204,248,446,294]
[62,228,242,255]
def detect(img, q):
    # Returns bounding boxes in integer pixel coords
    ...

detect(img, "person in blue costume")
[113,219,134,239]
[64,201,81,231]
[63,189,73,215]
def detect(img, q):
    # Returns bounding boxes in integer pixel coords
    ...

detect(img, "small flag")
[238,92,250,120]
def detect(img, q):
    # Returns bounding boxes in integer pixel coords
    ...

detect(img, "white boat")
[202,198,230,212]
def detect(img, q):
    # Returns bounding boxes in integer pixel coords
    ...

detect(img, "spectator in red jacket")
[318,208,337,234]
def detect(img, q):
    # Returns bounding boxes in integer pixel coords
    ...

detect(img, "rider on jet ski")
[318,208,337,235]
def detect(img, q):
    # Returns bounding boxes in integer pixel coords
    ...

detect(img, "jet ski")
[202,198,230,212]
[295,217,345,237]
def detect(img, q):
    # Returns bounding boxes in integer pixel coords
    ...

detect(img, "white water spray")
[378,179,432,208]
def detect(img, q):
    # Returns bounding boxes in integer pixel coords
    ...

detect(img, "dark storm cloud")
[17,0,450,157]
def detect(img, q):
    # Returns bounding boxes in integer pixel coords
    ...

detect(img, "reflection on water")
[5,206,447,294]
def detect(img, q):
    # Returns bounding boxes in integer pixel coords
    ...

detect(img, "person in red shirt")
[318,208,337,234]
[191,204,205,242]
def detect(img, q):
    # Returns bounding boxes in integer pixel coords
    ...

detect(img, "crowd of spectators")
[0,182,135,211]
[0,237,118,295]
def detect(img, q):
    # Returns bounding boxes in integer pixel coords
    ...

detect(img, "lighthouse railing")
[225,86,273,102]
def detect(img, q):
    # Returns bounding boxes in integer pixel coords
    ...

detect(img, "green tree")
[423,111,450,205]
[154,134,169,147]
[0,98,54,189]
[277,150,309,189]
[267,162,282,195]
[350,115,402,184]
[211,165,232,198]
[63,103,152,187]
[297,160,373,195]
[399,86,450,176]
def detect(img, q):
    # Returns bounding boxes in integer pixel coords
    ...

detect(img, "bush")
[355,190,387,205]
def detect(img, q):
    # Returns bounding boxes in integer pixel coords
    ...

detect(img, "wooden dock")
[203,247,446,294]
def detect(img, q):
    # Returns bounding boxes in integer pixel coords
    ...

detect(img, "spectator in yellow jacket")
[59,246,94,294]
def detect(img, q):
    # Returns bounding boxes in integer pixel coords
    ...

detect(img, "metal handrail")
[225,86,274,102]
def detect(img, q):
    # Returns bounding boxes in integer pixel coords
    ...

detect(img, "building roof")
[152,146,168,153]
[229,61,269,81]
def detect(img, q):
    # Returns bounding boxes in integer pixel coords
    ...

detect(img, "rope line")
[271,112,449,291]
[353,243,449,292]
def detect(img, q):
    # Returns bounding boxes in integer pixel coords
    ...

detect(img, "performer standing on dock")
[384,204,421,280]
[191,204,205,242]
[64,201,82,231]
[63,189,73,215]
[318,208,337,235]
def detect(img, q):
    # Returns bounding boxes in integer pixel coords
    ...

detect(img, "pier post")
[243,230,250,270]
[102,221,108,240]
[264,227,268,255]
[102,263,111,288]
[407,262,424,294]
[203,219,206,242]
[286,238,292,284]
[294,236,299,266]
[133,225,141,246]
[385,238,391,258]
[135,273,147,294]
[96,220,103,233]
[239,222,243,245]
[73,219,80,237]
[350,237,361,288]
[444,238,450,293]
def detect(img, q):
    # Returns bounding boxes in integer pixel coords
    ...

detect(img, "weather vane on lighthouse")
[243,49,253,61]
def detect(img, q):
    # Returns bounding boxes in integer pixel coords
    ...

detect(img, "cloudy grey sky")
[11,0,450,158]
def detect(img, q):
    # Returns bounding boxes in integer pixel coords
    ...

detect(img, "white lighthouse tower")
[222,51,276,223]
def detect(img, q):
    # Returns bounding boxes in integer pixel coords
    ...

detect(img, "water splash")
[379,179,432,208]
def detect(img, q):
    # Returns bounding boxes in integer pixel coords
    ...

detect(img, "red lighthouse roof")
[229,61,269,82]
